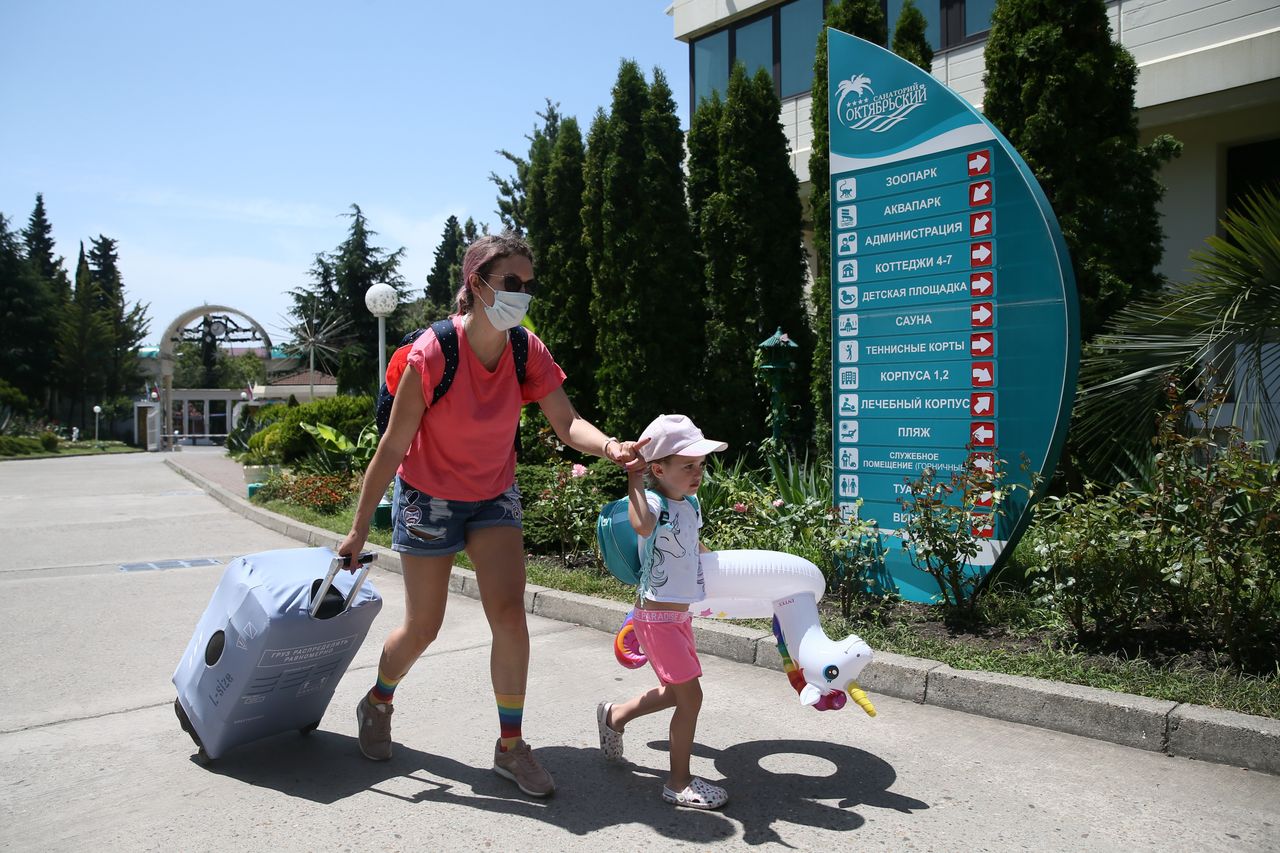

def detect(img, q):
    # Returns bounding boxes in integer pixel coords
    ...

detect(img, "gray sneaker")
[356,694,393,761]
[493,739,556,797]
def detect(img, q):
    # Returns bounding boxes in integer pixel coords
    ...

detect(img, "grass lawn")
[254,496,1279,720]
[0,441,143,461]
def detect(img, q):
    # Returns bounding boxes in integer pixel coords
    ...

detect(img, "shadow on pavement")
[187,730,926,845]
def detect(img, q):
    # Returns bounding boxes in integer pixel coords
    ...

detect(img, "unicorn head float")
[615,549,877,716]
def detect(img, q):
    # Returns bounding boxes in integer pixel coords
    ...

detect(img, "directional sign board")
[827,30,1080,603]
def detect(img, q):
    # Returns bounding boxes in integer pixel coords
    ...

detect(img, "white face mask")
[480,278,532,331]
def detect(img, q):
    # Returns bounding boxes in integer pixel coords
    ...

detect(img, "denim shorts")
[391,477,522,556]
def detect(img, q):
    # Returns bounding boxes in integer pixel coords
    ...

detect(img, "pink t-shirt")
[399,316,566,501]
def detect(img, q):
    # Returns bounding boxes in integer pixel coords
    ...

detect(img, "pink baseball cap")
[638,414,728,461]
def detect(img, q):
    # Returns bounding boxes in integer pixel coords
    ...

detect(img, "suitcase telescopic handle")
[310,551,377,618]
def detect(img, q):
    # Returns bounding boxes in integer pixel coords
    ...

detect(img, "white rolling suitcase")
[172,547,382,762]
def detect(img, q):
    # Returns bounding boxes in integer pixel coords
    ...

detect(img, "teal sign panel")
[827,30,1080,603]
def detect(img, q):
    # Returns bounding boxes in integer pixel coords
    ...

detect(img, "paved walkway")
[1,449,1277,851]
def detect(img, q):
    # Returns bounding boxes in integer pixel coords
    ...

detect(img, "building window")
[780,0,825,97]
[736,15,775,81]
[689,0,827,112]
[689,0,997,114]
[886,0,941,51]
[1225,138,1280,217]
[883,0,992,51]
[693,29,730,106]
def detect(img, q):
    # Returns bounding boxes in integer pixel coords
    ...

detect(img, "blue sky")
[0,1,688,346]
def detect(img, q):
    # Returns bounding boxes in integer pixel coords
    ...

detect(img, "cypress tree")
[528,115,595,417]
[290,205,407,395]
[892,0,934,72]
[424,215,465,321]
[56,244,111,429]
[808,0,887,450]
[87,234,149,406]
[0,214,53,404]
[685,91,723,219]
[743,68,814,448]
[983,0,1180,341]
[22,194,69,304]
[585,61,702,437]
[492,100,562,236]
[691,65,813,452]
[19,195,66,409]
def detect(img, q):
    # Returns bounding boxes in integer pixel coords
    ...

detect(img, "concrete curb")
[167,458,1280,777]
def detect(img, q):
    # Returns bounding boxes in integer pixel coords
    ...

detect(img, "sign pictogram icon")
[971,302,994,327]
[969,181,992,206]
[971,242,993,266]
[970,211,992,236]
[970,392,994,417]
[971,421,995,446]
[970,271,994,297]
[971,362,994,386]
[970,332,994,356]
[967,150,991,176]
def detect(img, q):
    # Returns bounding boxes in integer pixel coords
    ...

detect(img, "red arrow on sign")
[972,362,994,386]
[971,392,995,416]
[970,272,994,297]
[971,514,995,538]
[969,452,995,474]
[972,489,994,508]
[971,332,994,355]
[968,150,990,176]
[971,421,995,446]
[971,242,993,266]
[971,302,994,327]
[970,212,992,236]
[969,181,992,206]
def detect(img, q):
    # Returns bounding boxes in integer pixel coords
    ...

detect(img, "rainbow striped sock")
[495,692,524,752]
[369,666,402,706]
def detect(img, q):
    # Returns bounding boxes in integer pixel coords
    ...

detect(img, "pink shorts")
[632,609,702,685]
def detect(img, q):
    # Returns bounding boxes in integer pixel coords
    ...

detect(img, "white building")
[668,0,1280,285]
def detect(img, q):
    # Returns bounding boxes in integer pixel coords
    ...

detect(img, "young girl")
[596,414,729,810]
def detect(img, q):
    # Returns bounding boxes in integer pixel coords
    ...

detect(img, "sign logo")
[835,73,928,134]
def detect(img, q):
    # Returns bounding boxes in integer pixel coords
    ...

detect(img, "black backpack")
[375,318,529,435]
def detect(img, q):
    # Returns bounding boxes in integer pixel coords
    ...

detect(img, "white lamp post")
[92,404,102,446]
[365,283,399,391]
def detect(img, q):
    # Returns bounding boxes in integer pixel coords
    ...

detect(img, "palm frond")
[1075,187,1280,475]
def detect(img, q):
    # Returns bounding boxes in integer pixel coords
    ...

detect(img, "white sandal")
[662,777,729,810]
[596,701,625,762]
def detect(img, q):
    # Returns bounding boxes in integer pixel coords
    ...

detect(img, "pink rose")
[571,463,588,478]
[773,499,784,508]
[733,502,748,513]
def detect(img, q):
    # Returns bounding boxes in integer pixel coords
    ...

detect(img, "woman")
[337,234,642,796]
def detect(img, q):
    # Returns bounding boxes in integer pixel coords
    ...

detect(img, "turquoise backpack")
[596,491,701,590]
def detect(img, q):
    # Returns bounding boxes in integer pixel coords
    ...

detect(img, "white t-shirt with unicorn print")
[638,492,705,605]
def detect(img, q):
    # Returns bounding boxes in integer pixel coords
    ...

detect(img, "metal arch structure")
[158,305,274,450]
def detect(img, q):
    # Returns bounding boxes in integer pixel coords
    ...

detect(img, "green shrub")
[521,462,606,559]
[1028,394,1280,672]
[896,452,1030,618]
[271,395,374,463]
[0,435,42,455]
[38,431,59,452]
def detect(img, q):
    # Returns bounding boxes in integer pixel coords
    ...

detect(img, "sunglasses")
[481,273,539,297]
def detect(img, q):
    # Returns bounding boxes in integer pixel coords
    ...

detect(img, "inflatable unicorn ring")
[615,549,876,716]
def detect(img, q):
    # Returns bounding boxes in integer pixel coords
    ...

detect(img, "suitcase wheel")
[174,698,211,764]
[299,721,321,736]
